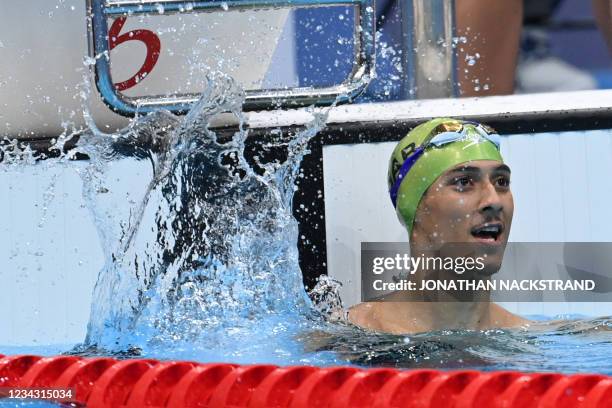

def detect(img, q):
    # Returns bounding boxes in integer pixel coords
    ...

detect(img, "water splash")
[74,71,336,360]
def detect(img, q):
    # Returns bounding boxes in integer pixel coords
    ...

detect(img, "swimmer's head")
[388,118,507,237]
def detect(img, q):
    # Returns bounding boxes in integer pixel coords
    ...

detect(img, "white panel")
[322,142,408,307]
[0,173,12,342]
[559,132,591,240]
[503,134,539,242]
[0,163,103,345]
[533,133,565,241]
[585,130,612,241]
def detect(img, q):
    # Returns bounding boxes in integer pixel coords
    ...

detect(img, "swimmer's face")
[411,160,513,274]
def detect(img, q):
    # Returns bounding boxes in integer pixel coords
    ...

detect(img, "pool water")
[0,402,59,408]
[2,315,611,374]
[1,316,611,406]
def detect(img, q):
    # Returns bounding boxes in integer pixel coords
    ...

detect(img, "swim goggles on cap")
[389,122,501,207]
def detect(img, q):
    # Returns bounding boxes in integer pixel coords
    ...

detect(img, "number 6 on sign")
[88,0,375,115]
[109,17,161,91]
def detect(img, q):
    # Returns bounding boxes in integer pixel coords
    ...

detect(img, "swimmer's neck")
[424,301,491,330]
[385,291,494,331]
[388,250,496,331]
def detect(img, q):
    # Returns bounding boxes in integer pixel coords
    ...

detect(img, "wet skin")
[349,160,530,334]
[411,160,514,275]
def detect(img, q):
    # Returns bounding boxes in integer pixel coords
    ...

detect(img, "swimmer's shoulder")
[491,303,532,328]
[347,302,383,332]
[349,301,433,334]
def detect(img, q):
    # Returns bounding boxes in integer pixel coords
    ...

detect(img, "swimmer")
[349,118,531,334]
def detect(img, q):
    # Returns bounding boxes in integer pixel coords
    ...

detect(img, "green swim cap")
[387,118,503,234]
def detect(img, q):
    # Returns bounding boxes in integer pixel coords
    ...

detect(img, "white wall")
[0,162,102,346]
[0,157,155,346]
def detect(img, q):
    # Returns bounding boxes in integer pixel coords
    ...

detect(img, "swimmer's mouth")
[471,223,503,242]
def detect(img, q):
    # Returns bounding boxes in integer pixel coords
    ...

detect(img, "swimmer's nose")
[479,180,504,216]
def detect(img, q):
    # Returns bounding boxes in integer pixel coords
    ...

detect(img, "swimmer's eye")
[494,175,511,188]
[451,176,473,190]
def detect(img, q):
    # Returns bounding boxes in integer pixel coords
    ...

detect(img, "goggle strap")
[389,146,425,207]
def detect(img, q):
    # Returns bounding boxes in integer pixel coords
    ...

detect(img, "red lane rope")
[0,355,610,407]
